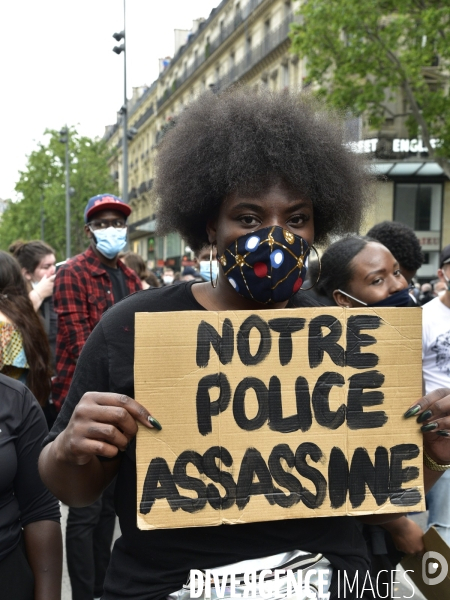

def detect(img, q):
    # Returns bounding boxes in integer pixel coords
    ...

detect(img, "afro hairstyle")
[155,88,372,252]
[366,221,424,273]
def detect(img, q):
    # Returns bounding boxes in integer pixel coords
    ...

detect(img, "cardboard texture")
[135,307,424,530]
[401,527,450,599]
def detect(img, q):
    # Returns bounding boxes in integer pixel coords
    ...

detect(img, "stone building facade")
[104,0,449,279]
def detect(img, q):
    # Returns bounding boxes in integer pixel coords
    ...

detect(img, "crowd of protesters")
[2,88,450,600]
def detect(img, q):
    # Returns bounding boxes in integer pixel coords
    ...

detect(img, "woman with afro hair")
[39,89,450,600]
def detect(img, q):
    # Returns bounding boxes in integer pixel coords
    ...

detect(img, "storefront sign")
[348,138,440,154]
[135,307,424,530]
[416,231,441,251]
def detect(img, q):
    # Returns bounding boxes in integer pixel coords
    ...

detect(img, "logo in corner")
[422,550,448,586]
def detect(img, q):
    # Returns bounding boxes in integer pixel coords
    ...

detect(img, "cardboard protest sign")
[135,307,424,530]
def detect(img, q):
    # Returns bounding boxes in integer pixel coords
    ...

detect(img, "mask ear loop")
[299,245,321,291]
[210,244,219,289]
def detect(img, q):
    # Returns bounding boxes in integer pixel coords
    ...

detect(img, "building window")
[394,182,443,279]
[394,183,442,232]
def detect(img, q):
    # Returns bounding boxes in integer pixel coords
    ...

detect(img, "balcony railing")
[214,13,294,92]
[156,0,269,110]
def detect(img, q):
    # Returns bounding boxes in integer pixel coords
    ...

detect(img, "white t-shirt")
[423,296,450,394]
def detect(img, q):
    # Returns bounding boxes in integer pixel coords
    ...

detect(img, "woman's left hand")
[404,388,450,464]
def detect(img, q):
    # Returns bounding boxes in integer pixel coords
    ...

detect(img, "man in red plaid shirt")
[52,194,142,600]
[52,194,142,410]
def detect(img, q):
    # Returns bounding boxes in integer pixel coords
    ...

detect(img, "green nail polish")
[404,405,421,418]
[421,422,438,432]
[417,409,432,423]
[436,431,450,437]
[148,416,162,430]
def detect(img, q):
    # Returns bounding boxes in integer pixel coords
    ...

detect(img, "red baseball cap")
[84,194,132,223]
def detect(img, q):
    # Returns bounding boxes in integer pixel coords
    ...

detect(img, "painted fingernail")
[417,409,433,423]
[436,431,450,437]
[421,422,438,432]
[404,405,421,418]
[148,416,162,431]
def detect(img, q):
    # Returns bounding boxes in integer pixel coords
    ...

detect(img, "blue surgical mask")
[199,260,218,282]
[338,287,411,308]
[90,227,127,259]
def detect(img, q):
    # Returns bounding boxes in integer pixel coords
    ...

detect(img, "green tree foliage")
[290,1,450,176]
[0,129,117,260]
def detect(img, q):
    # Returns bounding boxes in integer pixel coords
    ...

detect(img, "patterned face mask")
[218,226,310,304]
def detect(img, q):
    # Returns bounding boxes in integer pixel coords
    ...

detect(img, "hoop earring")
[210,244,219,289]
[300,245,321,291]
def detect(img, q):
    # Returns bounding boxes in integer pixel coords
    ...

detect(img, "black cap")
[440,244,450,268]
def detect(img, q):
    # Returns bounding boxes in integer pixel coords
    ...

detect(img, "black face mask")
[218,225,310,304]
[338,287,411,308]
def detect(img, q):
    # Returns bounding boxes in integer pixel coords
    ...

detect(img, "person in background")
[121,251,150,289]
[366,220,424,285]
[316,235,423,599]
[145,271,161,288]
[0,251,52,407]
[434,280,446,296]
[10,240,57,372]
[53,194,142,600]
[180,266,199,282]
[409,282,421,305]
[0,374,62,600]
[161,267,175,285]
[419,282,435,305]
[316,236,411,308]
[422,244,450,546]
[194,245,218,282]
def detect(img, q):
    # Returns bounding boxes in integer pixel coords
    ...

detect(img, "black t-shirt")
[0,374,60,562]
[39,296,57,371]
[104,264,128,303]
[45,282,369,600]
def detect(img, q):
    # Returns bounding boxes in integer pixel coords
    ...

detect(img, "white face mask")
[442,270,450,291]
[163,275,174,285]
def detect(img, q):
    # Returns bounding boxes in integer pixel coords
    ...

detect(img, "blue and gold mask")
[218,225,310,304]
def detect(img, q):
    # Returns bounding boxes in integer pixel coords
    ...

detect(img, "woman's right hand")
[35,273,56,300]
[55,392,159,466]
